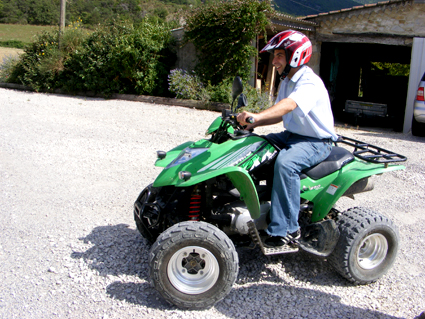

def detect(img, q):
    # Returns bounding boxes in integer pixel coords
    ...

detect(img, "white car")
[412,71,425,137]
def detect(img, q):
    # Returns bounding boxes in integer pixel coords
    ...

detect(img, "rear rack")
[335,135,407,165]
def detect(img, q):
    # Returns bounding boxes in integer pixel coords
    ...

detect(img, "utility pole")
[59,0,66,49]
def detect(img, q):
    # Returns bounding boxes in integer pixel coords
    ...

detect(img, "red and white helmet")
[260,30,312,69]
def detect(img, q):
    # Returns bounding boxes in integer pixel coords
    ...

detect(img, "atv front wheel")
[149,221,239,310]
[329,207,399,284]
[134,184,162,244]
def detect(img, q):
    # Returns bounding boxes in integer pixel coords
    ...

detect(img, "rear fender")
[177,166,261,219]
[302,160,405,222]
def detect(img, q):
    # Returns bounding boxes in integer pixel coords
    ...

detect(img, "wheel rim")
[167,246,219,295]
[357,233,388,270]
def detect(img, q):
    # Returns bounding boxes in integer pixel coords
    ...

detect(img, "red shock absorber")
[188,193,201,221]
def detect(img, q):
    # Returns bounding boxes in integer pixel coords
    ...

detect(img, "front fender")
[155,141,194,168]
[177,166,261,219]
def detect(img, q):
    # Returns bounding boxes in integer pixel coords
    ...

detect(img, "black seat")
[301,147,354,180]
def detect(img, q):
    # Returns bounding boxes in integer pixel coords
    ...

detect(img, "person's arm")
[237,97,298,130]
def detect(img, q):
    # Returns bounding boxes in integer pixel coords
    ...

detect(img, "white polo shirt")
[276,65,338,141]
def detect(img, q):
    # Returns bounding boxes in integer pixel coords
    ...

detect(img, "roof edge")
[302,0,411,20]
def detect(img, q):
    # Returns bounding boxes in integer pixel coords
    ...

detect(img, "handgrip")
[246,117,255,124]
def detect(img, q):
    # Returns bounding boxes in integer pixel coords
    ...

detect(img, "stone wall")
[306,30,321,75]
[310,1,425,44]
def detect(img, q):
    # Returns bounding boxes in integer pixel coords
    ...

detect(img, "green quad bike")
[134,77,407,310]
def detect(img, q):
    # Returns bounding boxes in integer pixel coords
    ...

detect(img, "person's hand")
[237,111,257,130]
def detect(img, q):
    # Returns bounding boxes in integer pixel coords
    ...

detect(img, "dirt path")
[0,47,23,62]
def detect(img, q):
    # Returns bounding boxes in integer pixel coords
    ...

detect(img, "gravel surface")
[1,87,424,319]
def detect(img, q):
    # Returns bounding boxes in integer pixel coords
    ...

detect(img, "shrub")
[241,84,274,113]
[0,40,26,49]
[60,20,176,96]
[184,0,273,85]
[168,68,272,110]
[7,21,89,91]
[7,19,176,96]
[8,30,63,91]
[0,55,20,82]
[168,69,209,101]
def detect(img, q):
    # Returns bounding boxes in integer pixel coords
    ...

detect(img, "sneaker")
[264,229,301,247]
[264,236,288,247]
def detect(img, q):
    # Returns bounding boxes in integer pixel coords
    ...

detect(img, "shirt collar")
[289,65,308,83]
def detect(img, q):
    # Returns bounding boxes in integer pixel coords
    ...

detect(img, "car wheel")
[412,117,425,137]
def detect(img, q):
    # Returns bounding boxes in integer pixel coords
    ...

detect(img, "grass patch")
[0,40,26,49]
[0,24,57,45]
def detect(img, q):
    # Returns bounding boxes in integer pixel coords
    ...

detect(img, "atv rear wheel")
[329,207,399,285]
[149,221,239,310]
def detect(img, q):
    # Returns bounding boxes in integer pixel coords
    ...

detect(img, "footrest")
[247,221,298,256]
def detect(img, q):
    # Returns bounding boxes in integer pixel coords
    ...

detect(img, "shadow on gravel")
[105,281,172,310]
[215,283,403,319]
[70,224,174,310]
[71,224,150,279]
[70,225,404,316]
[236,247,349,288]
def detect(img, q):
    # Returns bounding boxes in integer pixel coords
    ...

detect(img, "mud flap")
[298,219,340,257]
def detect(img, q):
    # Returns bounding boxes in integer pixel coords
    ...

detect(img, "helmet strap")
[280,64,292,80]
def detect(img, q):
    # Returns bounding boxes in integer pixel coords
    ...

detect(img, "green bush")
[7,19,177,96]
[60,20,176,96]
[184,0,272,85]
[0,54,20,82]
[8,30,64,91]
[7,20,89,91]
[242,84,274,113]
[168,68,272,110]
[0,40,26,49]
[168,69,209,101]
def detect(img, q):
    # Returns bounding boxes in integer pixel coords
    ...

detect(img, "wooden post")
[59,0,66,49]
[266,53,276,102]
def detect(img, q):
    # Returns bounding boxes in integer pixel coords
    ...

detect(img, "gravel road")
[1,87,424,319]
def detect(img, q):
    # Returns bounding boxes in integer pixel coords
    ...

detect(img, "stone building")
[305,0,425,132]
[172,0,425,133]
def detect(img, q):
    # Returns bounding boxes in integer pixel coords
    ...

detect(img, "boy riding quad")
[133,31,406,310]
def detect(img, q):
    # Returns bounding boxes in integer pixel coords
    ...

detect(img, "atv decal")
[326,184,339,195]
[240,144,277,171]
[198,141,264,173]
[309,184,322,191]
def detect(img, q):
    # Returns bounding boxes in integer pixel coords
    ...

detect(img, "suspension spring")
[188,194,201,221]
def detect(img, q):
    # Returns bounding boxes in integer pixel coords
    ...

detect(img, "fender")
[155,141,194,168]
[302,159,405,222]
[178,166,261,219]
[153,165,260,219]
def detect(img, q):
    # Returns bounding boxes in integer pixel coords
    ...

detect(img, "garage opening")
[320,42,411,131]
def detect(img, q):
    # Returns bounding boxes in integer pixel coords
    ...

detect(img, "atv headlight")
[166,148,208,168]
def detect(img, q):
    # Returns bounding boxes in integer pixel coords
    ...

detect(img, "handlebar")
[221,109,255,130]
[246,117,255,124]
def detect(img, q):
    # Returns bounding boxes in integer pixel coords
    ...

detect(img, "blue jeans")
[266,131,332,237]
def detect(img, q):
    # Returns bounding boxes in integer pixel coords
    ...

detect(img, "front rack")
[335,135,407,164]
